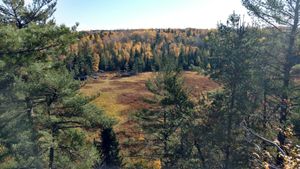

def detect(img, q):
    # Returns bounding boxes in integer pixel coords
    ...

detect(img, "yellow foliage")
[0,144,5,153]
[153,160,161,169]
[169,43,180,57]
[263,162,269,169]
[92,53,100,72]
[137,133,145,141]
[132,42,142,54]
[207,63,211,69]
[258,37,266,42]
[69,43,78,54]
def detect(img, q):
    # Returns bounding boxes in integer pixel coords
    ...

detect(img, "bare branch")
[241,120,286,156]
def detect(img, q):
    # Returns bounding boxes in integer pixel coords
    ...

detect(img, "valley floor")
[80,71,219,167]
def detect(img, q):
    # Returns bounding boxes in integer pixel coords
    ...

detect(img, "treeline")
[66,28,211,77]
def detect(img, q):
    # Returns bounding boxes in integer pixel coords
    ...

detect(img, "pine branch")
[0,43,61,57]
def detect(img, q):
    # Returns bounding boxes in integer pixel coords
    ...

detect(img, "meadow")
[80,71,219,167]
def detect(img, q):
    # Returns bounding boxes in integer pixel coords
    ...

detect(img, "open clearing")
[80,71,219,122]
[80,71,219,166]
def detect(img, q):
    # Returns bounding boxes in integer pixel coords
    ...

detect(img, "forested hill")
[66,29,212,76]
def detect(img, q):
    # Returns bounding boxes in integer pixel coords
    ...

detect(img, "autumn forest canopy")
[66,28,209,79]
[2,0,300,169]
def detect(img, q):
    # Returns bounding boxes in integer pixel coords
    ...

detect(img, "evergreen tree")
[0,1,74,167]
[0,0,57,28]
[132,49,140,73]
[242,0,300,167]
[0,0,113,168]
[22,65,114,168]
[95,127,122,169]
[99,54,108,71]
[203,13,262,168]
[178,47,188,70]
[137,60,194,169]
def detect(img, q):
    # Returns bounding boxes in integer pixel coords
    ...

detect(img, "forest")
[66,28,209,77]
[1,0,300,169]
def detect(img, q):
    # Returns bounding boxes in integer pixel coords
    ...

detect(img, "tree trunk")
[263,83,267,128]
[277,0,300,166]
[49,125,55,169]
[47,98,56,169]
[195,141,207,169]
[224,86,236,169]
[26,97,42,168]
[162,111,169,169]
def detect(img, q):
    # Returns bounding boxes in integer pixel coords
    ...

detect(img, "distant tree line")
[66,28,210,77]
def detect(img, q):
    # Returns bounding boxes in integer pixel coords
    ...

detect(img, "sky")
[53,0,251,30]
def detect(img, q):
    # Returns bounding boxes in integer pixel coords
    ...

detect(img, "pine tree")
[20,65,114,168]
[0,1,74,167]
[137,60,194,168]
[95,127,122,169]
[0,0,113,168]
[204,13,263,168]
[242,0,300,167]
[0,0,57,28]
[132,49,140,73]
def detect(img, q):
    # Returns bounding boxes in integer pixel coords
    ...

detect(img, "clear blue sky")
[53,0,250,30]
